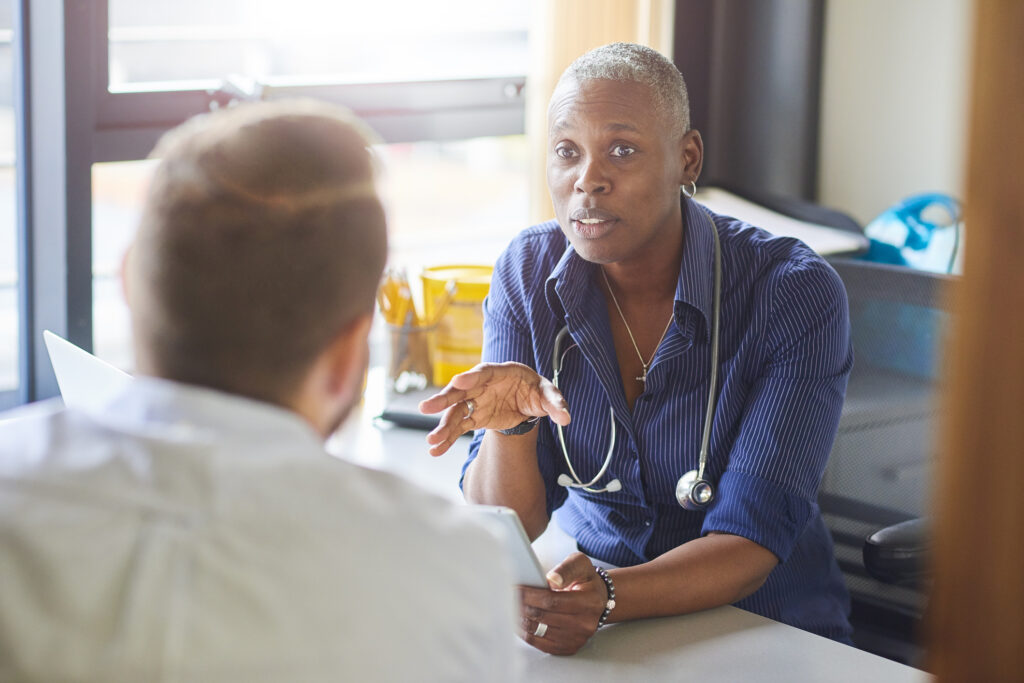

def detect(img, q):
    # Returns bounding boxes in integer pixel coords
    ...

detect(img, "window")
[14,0,531,403]
[82,1,531,375]
[90,137,530,371]
[108,0,529,89]
[92,160,156,370]
[97,1,529,159]
[376,135,529,268]
[0,3,17,405]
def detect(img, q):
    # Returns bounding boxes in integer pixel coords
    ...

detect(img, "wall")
[817,0,972,225]
[702,0,825,200]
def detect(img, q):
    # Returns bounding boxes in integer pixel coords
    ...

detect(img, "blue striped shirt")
[465,196,854,641]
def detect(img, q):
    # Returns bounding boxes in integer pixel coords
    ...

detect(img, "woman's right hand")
[418,361,571,456]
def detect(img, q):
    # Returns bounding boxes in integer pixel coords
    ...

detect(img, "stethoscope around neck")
[553,224,722,511]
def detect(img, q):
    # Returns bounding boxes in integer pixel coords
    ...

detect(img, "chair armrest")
[863,517,930,586]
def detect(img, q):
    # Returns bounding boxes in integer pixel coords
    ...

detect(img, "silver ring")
[533,622,548,638]
[464,399,475,419]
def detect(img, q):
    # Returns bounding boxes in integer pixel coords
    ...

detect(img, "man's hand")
[418,362,570,456]
[518,553,608,656]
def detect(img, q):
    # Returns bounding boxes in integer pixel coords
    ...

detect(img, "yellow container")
[421,264,493,387]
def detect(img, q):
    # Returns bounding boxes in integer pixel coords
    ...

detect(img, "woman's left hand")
[518,552,610,656]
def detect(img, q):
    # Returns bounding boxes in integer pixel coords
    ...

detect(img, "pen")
[377,268,418,327]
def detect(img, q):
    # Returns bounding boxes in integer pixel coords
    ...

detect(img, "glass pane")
[108,0,529,90]
[90,136,529,371]
[0,3,18,395]
[92,160,157,372]
[377,135,528,269]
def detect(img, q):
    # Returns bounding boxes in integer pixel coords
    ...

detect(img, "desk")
[328,390,581,565]
[519,605,929,682]
[329,388,929,683]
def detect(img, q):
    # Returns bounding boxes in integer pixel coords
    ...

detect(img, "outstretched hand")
[418,361,570,456]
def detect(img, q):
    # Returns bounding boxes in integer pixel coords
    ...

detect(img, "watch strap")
[497,416,541,436]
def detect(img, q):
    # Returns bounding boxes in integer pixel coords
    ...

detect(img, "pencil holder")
[421,265,492,387]
[385,323,435,393]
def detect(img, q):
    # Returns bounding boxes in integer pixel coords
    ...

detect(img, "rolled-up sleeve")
[702,258,853,562]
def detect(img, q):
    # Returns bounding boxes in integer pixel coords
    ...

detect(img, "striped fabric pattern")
[465,196,854,642]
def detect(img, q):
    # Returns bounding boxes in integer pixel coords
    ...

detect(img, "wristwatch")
[497,416,541,436]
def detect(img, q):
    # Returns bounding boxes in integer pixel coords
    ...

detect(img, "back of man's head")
[128,100,387,406]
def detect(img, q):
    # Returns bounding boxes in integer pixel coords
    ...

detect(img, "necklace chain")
[602,269,674,383]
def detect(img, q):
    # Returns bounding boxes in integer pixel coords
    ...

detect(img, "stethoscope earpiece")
[557,473,622,493]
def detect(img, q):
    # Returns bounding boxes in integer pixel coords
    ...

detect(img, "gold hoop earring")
[681,181,697,199]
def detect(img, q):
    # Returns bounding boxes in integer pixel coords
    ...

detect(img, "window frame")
[11,0,526,405]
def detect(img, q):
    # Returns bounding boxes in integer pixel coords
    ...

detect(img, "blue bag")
[862,193,962,274]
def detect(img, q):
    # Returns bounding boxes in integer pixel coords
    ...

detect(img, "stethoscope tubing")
[552,327,618,492]
[696,225,721,480]
[551,221,722,494]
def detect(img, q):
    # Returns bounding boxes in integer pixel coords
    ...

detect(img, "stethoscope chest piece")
[676,469,714,510]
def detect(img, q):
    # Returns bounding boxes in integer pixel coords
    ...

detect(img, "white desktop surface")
[518,607,929,683]
[329,377,931,683]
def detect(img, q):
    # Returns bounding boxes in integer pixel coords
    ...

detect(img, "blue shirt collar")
[544,195,717,342]
[677,196,717,342]
[544,237,592,325]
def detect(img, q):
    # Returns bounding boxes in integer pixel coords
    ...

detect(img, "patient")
[0,101,519,681]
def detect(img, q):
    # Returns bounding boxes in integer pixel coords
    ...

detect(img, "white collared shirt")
[0,378,520,682]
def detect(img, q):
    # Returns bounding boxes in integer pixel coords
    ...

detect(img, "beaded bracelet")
[595,566,616,628]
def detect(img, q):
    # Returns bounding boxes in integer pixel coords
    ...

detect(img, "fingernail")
[546,571,563,588]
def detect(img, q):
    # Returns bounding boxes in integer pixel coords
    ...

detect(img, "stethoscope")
[552,223,722,511]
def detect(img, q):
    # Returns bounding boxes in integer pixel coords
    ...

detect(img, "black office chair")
[820,258,955,666]
[863,516,929,586]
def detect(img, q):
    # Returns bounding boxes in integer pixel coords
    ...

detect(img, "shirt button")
[644,520,652,527]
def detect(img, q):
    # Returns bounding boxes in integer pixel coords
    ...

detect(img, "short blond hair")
[130,100,387,404]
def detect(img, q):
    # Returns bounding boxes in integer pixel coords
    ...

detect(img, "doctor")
[421,42,854,656]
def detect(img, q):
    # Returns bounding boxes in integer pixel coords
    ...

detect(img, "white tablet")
[470,505,549,588]
[43,330,132,412]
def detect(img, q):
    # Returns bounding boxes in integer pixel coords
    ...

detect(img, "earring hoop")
[681,181,697,199]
